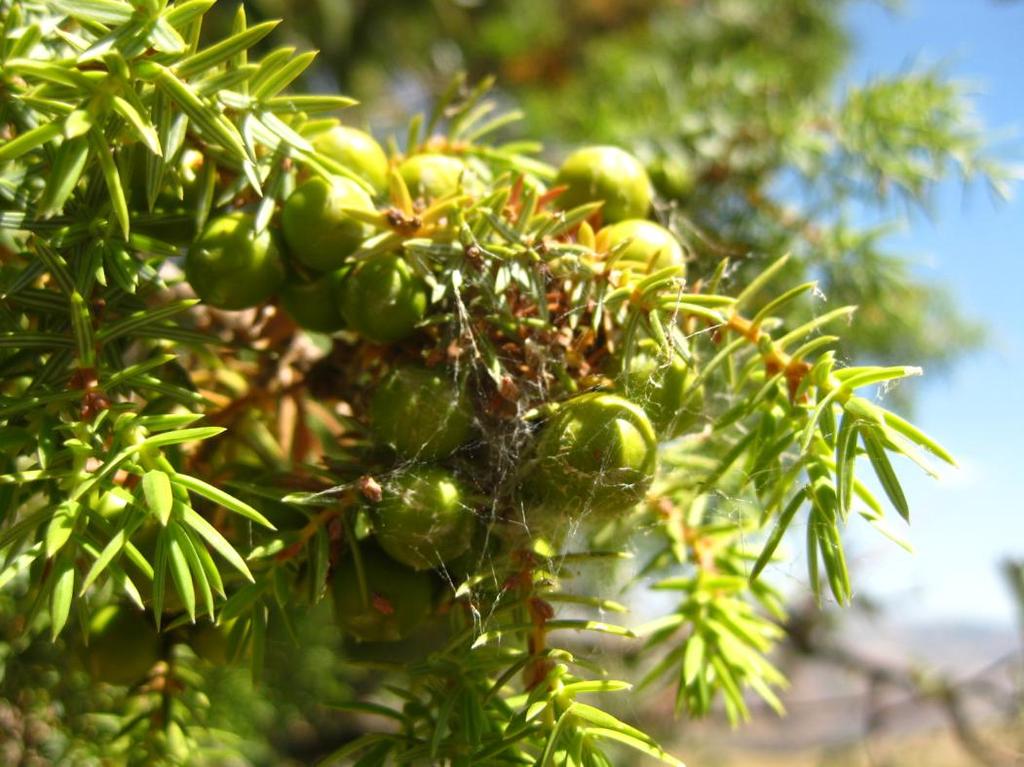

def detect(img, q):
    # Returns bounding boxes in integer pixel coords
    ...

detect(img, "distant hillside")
[637,615,1022,766]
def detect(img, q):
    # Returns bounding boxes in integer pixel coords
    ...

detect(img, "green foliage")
[255,0,1005,377]
[0,0,993,764]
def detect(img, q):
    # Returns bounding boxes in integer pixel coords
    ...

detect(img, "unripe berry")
[313,126,390,195]
[399,153,470,201]
[373,466,474,570]
[648,154,696,201]
[340,254,428,343]
[555,146,652,223]
[528,393,658,519]
[595,219,685,276]
[370,366,474,460]
[331,542,436,642]
[190,618,247,665]
[281,176,374,272]
[85,605,160,686]
[280,268,348,333]
[185,211,285,310]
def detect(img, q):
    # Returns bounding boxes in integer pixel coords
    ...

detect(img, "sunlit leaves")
[862,426,910,521]
[173,20,279,79]
[0,122,62,163]
[0,3,961,760]
[50,0,134,26]
[639,561,787,724]
[44,500,80,558]
[0,401,266,636]
[838,71,1013,202]
[40,137,90,213]
[143,470,173,525]
[88,128,130,239]
[49,556,76,639]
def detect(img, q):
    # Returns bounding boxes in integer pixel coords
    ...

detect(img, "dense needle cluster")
[0,2,957,762]
[180,126,708,646]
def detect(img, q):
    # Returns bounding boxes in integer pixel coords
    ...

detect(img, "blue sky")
[835,0,1024,626]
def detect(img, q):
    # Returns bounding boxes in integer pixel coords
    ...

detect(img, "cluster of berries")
[103,130,707,654]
